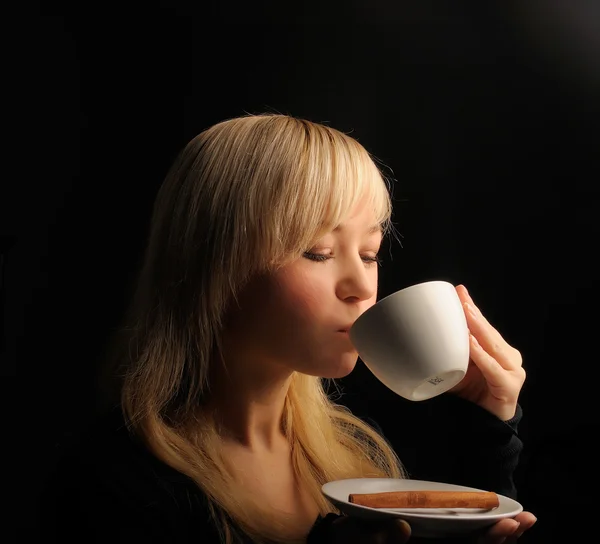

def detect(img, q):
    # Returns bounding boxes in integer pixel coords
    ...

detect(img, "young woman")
[40,114,536,543]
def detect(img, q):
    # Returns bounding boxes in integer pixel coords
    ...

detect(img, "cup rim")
[378,280,453,303]
[352,280,455,328]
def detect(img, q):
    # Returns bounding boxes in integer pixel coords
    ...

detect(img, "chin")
[319,353,359,379]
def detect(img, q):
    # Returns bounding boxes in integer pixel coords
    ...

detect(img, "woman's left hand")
[478,511,538,543]
[450,285,526,421]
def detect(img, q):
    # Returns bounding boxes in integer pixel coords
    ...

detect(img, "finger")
[385,519,411,544]
[513,512,537,528]
[477,519,520,544]
[457,284,479,308]
[513,512,537,524]
[456,285,518,364]
[464,302,522,371]
[506,513,537,541]
[469,334,507,387]
[455,284,471,304]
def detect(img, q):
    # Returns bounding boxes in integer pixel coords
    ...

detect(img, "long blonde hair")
[101,113,406,544]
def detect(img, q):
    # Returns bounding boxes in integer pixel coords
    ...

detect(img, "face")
[222,203,382,379]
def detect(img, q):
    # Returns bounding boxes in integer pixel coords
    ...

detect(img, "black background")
[7,4,600,542]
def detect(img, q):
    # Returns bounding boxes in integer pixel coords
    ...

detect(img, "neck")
[208,352,294,453]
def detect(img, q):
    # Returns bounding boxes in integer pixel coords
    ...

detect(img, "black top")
[37,395,523,543]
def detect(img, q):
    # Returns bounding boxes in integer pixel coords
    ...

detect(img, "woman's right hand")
[327,515,412,544]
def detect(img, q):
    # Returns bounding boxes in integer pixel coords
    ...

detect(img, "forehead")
[330,202,383,235]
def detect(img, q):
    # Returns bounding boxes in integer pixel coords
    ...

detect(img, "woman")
[40,114,536,543]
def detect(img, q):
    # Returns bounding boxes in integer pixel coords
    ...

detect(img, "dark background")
[6,4,600,542]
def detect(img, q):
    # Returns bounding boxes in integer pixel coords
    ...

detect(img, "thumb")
[385,519,411,543]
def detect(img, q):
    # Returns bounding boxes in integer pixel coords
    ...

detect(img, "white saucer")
[321,478,523,538]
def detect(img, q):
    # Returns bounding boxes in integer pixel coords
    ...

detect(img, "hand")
[450,285,526,421]
[477,511,538,543]
[326,515,411,544]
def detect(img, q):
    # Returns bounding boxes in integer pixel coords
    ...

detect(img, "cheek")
[271,269,329,325]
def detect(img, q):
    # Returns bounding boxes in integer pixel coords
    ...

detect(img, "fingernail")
[465,302,478,319]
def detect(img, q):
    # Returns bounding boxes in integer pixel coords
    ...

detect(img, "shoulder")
[49,406,200,502]
[39,407,217,543]
[51,408,178,484]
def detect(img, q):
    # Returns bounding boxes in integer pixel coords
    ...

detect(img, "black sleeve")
[364,394,523,499]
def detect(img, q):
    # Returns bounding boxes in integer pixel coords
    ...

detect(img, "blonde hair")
[101,113,406,544]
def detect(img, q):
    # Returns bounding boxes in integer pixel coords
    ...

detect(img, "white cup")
[349,280,470,401]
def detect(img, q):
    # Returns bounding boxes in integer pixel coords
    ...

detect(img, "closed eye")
[302,252,382,266]
[302,252,331,262]
[363,255,383,266]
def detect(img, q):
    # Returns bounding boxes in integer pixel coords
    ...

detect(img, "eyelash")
[303,252,382,266]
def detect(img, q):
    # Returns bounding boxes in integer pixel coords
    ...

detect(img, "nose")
[335,257,378,303]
